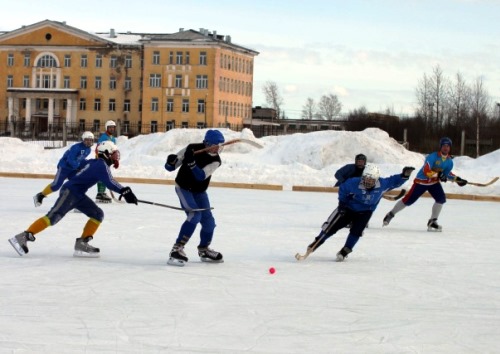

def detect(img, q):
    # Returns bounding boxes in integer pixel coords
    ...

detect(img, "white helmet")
[97,141,120,168]
[81,131,94,147]
[105,120,116,129]
[362,164,380,189]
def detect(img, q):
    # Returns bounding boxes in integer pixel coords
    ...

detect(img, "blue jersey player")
[382,137,468,231]
[9,141,138,258]
[304,164,414,261]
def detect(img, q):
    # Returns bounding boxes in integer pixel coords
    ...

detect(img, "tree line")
[261,65,500,157]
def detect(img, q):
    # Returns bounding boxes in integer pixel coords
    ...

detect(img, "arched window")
[37,54,57,68]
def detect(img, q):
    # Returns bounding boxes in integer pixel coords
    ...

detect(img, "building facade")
[0,20,258,139]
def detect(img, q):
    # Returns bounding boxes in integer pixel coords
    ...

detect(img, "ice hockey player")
[304,164,415,261]
[164,129,225,266]
[33,131,94,207]
[9,141,138,257]
[95,120,117,203]
[382,137,467,231]
[334,153,367,187]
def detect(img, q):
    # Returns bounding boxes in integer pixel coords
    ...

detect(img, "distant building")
[0,20,258,138]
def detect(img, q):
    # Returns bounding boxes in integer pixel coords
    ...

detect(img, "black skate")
[74,236,100,257]
[427,218,442,232]
[9,231,35,256]
[168,243,188,266]
[33,193,45,207]
[198,246,224,263]
[383,211,394,226]
[336,246,352,262]
[95,193,112,204]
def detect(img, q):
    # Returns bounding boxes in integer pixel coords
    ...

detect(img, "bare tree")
[470,76,490,157]
[262,81,283,119]
[447,72,471,127]
[317,94,342,120]
[415,73,433,129]
[301,98,316,120]
[429,65,449,130]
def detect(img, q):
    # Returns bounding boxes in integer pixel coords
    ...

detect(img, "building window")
[37,55,57,68]
[166,120,175,131]
[63,76,70,89]
[149,74,161,87]
[151,98,159,111]
[79,119,85,131]
[23,75,30,88]
[123,120,130,134]
[124,77,131,90]
[151,121,158,133]
[166,98,174,112]
[110,55,117,68]
[124,99,131,112]
[7,54,14,66]
[185,52,190,64]
[199,51,207,65]
[95,76,102,89]
[196,75,208,89]
[182,99,189,113]
[64,54,71,67]
[63,99,68,110]
[94,98,101,111]
[109,99,116,111]
[181,121,188,128]
[24,53,30,67]
[197,99,205,113]
[197,122,205,129]
[169,51,173,64]
[109,77,117,90]
[93,119,100,132]
[80,76,87,89]
[79,98,86,110]
[80,54,88,68]
[176,51,183,65]
[125,55,132,68]
[139,99,142,112]
[7,75,13,87]
[175,75,182,88]
[95,54,102,68]
[153,51,160,65]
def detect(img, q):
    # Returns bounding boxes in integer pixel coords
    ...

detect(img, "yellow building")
[0,20,258,138]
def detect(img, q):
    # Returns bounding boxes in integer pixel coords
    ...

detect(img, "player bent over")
[305,165,414,261]
[9,141,138,257]
[164,130,225,266]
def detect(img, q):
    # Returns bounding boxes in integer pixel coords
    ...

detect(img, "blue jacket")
[62,159,124,196]
[56,142,91,171]
[414,151,454,185]
[334,163,364,186]
[339,174,406,212]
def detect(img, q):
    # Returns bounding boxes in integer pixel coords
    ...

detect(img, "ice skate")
[33,193,45,207]
[95,193,112,204]
[383,211,394,226]
[168,243,188,266]
[427,218,442,232]
[198,246,224,263]
[73,236,100,257]
[9,231,35,256]
[336,246,352,262]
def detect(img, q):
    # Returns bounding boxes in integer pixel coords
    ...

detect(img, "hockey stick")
[109,190,125,203]
[463,177,498,187]
[382,189,406,201]
[137,199,213,211]
[194,138,263,154]
[295,232,328,261]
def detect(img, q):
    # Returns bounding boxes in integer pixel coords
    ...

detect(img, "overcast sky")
[2,0,500,117]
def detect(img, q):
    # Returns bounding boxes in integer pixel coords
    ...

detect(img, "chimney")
[110,28,116,38]
[179,28,184,32]
[225,35,231,43]
[213,30,217,39]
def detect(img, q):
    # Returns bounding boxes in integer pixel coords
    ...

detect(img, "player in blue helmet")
[382,137,468,231]
[164,129,225,266]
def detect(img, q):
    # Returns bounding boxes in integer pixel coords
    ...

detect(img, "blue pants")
[174,185,216,248]
[50,167,76,192]
[402,182,446,205]
[46,188,104,226]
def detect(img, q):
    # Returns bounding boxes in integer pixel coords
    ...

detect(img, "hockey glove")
[119,187,138,205]
[455,176,468,187]
[438,171,448,183]
[401,166,415,179]
[183,148,196,168]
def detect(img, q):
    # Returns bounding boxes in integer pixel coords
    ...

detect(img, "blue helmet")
[440,137,452,147]
[204,130,225,146]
